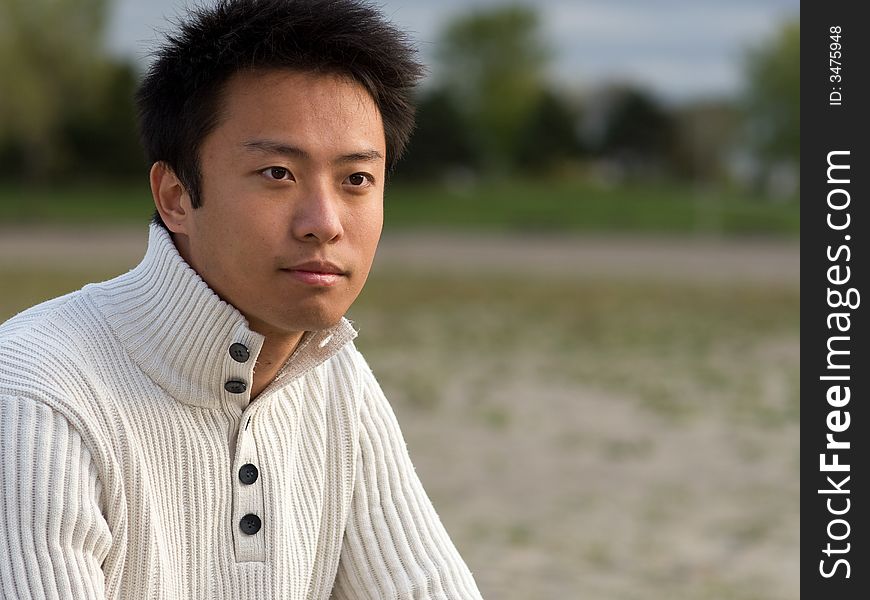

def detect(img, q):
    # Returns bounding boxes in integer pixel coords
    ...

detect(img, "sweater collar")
[91,224,357,410]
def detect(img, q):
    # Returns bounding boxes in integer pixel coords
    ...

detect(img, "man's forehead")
[206,68,386,155]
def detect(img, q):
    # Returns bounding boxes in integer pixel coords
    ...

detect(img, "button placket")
[222,334,258,412]
[232,412,266,562]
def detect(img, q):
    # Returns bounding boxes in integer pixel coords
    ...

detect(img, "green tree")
[62,61,145,180]
[436,5,550,173]
[395,88,480,181]
[595,85,675,176]
[514,91,583,171]
[670,100,740,182]
[0,0,115,179]
[742,19,799,165]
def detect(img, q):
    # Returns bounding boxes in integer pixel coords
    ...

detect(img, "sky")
[107,0,800,103]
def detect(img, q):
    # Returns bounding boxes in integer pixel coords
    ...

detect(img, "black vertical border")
[802,2,868,597]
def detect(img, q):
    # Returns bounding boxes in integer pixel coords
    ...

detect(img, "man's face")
[170,69,386,335]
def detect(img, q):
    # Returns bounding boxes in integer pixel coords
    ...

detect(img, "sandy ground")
[0,226,799,599]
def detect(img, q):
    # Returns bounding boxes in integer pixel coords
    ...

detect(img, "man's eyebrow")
[241,139,383,164]
[242,139,309,160]
[334,149,384,164]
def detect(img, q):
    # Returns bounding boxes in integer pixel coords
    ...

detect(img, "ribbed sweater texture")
[0,225,482,599]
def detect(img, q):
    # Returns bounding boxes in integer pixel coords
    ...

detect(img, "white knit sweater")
[0,225,482,599]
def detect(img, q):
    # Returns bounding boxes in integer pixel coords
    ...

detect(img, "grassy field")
[0,238,799,599]
[0,177,799,235]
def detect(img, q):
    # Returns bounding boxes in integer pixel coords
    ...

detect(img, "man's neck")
[170,232,306,399]
[249,326,306,399]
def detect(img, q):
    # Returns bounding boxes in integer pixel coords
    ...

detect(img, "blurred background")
[0,0,799,598]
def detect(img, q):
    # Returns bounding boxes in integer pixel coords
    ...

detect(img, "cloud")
[107,0,799,100]
[541,0,796,99]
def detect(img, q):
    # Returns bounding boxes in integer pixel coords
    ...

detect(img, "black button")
[239,463,259,485]
[224,380,247,394]
[229,343,250,363]
[239,513,261,535]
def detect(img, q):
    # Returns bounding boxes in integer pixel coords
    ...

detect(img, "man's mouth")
[281,261,347,286]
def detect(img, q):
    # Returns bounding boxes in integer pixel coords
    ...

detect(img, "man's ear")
[150,162,193,234]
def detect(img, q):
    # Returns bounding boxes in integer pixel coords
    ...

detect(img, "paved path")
[0,226,799,284]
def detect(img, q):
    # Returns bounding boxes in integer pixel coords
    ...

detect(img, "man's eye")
[345,173,372,187]
[262,167,293,181]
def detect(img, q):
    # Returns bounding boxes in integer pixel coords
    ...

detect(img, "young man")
[0,1,483,598]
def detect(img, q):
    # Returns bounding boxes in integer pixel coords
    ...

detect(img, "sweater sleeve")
[1,395,112,600]
[331,359,483,600]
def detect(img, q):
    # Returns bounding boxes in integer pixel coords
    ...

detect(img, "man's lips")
[281,261,347,286]
[285,260,346,275]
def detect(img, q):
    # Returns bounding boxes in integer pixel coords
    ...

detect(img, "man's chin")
[280,310,346,333]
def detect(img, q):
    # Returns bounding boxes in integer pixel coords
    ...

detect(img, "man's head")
[137,0,423,335]
[137,0,423,216]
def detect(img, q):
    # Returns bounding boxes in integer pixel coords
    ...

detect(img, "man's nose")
[291,181,344,243]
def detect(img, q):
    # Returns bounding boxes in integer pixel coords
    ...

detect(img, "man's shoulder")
[0,284,110,401]
[0,288,81,339]
[0,285,124,460]
[0,283,103,349]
